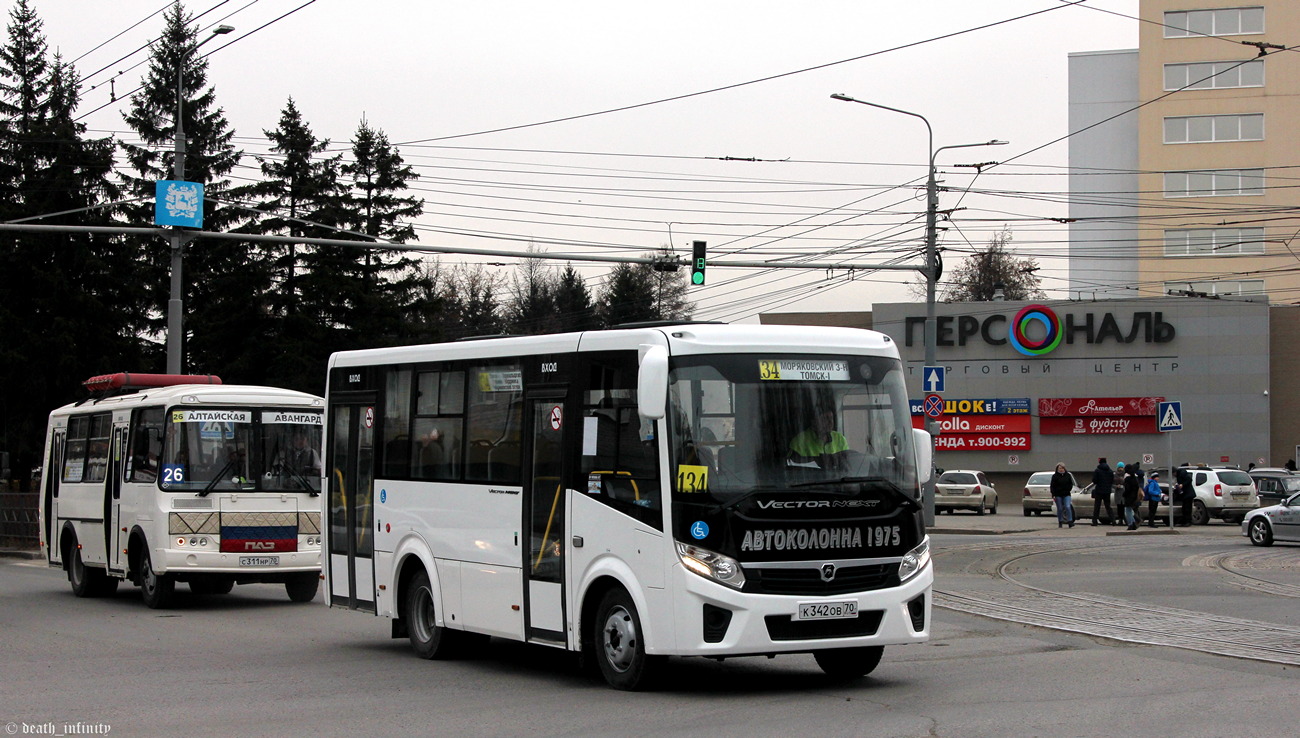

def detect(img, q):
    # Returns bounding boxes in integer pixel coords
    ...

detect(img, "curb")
[0,549,42,560]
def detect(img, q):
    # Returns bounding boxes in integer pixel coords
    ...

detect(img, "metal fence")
[0,487,39,549]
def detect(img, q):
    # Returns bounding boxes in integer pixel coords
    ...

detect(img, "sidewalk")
[928,509,1199,537]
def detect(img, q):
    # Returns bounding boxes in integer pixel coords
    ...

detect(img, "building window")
[1163,114,1263,143]
[1164,60,1264,90]
[1164,227,1265,256]
[1164,168,1264,197]
[1164,279,1265,297]
[1164,7,1264,37]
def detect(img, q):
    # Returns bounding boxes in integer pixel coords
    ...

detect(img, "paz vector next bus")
[324,324,933,689]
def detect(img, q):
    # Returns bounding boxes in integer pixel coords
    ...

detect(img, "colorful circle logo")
[1008,304,1062,356]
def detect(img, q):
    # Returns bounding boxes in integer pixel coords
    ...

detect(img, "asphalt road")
[1,514,1296,738]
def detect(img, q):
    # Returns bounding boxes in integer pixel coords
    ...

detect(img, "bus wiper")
[790,475,892,489]
[790,476,922,510]
[199,459,236,497]
[287,467,320,496]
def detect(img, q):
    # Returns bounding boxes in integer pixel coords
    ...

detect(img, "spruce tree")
[503,247,559,335]
[553,263,598,332]
[340,117,423,346]
[0,1,136,484]
[244,97,346,392]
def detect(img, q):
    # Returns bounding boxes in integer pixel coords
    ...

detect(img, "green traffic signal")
[691,240,706,286]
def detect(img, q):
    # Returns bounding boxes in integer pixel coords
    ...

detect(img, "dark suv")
[1249,468,1300,506]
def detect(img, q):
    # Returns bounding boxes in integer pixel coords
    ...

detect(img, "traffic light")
[691,240,706,285]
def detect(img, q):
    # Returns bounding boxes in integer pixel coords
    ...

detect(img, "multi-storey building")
[1070,2,1300,302]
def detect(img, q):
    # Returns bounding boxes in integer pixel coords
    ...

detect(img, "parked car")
[1248,468,1300,506]
[1181,466,1258,525]
[1078,478,1177,525]
[935,470,998,515]
[1242,491,1300,546]
[1022,470,1080,517]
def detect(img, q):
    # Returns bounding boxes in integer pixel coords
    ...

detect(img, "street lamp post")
[831,93,1006,525]
[166,24,233,375]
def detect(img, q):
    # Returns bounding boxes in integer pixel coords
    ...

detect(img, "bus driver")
[789,406,850,470]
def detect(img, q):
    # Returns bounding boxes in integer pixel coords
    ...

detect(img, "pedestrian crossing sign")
[1157,401,1183,432]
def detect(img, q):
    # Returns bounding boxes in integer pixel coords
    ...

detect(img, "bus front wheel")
[593,588,661,691]
[139,548,175,609]
[405,570,458,659]
[813,645,884,680]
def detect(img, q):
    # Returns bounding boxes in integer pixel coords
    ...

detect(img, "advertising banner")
[911,415,1032,433]
[1040,416,1160,435]
[910,397,1031,415]
[934,434,1032,451]
[1037,397,1163,417]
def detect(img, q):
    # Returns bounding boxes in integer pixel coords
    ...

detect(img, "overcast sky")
[28,0,1139,321]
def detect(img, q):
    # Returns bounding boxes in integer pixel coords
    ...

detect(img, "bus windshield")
[669,354,917,502]
[161,408,323,493]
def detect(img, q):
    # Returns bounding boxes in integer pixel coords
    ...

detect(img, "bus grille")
[744,563,900,596]
[764,610,883,641]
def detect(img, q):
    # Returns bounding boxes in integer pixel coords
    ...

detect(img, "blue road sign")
[923,366,946,393]
[154,180,204,228]
[1158,401,1183,432]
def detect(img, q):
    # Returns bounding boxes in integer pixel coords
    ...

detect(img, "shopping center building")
[763,298,1300,492]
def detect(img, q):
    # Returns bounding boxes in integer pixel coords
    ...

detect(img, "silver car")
[935,470,998,515]
[1242,491,1300,546]
[1022,470,1079,517]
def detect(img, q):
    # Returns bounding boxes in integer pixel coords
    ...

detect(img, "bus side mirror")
[912,428,933,485]
[637,345,669,420]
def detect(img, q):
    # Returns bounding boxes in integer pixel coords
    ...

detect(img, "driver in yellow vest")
[789,407,850,468]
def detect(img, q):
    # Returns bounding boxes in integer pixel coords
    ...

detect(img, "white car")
[935,470,998,515]
[1022,470,1080,517]
[1183,466,1258,525]
[1242,491,1300,546]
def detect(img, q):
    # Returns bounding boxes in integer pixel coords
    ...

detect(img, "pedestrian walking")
[1113,461,1128,526]
[1122,463,1142,530]
[1144,471,1163,528]
[1050,462,1075,528]
[1090,457,1115,525]
[1176,463,1194,526]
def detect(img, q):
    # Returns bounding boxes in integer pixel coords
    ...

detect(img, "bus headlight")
[676,542,746,590]
[898,538,930,583]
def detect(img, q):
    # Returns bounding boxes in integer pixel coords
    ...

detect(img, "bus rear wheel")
[813,645,884,679]
[139,548,175,609]
[593,588,660,691]
[285,573,319,602]
[68,541,118,598]
[405,570,459,659]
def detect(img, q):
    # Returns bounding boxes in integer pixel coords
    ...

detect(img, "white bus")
[324,324,933,689]
[39,373,326,608]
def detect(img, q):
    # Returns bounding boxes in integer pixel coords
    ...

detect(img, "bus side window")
[63,416,90,483]
[465,365,521,484]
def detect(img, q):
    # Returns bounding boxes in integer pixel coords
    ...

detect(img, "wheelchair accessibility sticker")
[691,521,709,540]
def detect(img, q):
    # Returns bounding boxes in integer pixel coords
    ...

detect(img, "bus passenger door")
[44,430,65,565]
[523,395,567,643]
[327,400,377,612]
[104,424,128,574]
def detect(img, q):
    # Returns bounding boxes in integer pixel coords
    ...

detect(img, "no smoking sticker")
[549,405,563,431]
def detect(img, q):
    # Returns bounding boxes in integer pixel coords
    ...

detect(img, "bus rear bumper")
[663,561,932,657]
